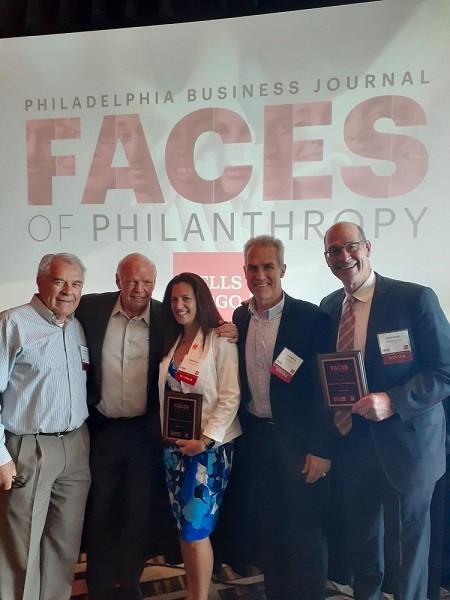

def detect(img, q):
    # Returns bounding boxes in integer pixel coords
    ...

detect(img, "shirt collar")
[31,293,75,325]
[112,296,151,324]
[248,293,285,320]
[347,269,376,304]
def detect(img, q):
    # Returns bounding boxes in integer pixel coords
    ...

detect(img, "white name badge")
[80,345,90,371]
[271,347,303,383]
[377,330,413,365]
[175,354,204,386]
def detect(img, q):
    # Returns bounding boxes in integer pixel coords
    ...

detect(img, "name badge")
[175,354,204,386]
[80,345,90,371]
[377,330,413,365]
[271,347,303,383]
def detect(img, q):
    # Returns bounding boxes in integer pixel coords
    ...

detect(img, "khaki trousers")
[0,424,91,600]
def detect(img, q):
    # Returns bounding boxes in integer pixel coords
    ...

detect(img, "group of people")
[1,221,449,600]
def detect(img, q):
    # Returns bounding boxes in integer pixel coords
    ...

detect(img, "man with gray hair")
[232,235,332,600]
[0,253,91,600]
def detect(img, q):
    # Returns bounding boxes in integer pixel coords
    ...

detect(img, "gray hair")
[37,253,86,282]
[243,235,285,266]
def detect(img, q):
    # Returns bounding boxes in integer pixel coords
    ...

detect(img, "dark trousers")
[85,412,162,596]
[428,472,446,600]
[335,433,435,600]
[246,415,329,600]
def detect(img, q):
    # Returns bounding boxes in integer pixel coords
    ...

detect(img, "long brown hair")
[161,272,223,357]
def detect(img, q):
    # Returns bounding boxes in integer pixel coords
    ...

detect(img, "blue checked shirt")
[0,295,88,465]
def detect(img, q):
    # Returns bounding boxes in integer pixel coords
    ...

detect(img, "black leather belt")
[38,430,75,437]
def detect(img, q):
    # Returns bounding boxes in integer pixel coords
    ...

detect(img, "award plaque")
[163,389,203,442]
[317,351,368,410]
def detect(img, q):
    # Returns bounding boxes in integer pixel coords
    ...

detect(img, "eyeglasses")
[11,475,27,489]
[324,240,366,258]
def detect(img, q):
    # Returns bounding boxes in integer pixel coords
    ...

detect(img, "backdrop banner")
[1,0,448,318]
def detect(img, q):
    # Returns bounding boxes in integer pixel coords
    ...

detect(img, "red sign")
[173,252,249,322]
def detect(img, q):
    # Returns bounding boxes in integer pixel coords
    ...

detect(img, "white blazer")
[159,329,241,444]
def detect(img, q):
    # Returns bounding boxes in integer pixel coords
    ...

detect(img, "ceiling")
[1,0,379,38]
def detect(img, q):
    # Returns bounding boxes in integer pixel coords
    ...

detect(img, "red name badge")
[377,330,413,365]
[175,353,202,386]
[270,347,303,383]
[271,362,294,382]
[381,349,413,365]
[175,370,199,386]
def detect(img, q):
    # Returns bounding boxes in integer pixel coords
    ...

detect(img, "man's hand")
[301,453,331,484]
[216,321,238,343]
[352,392,394,421]
[0,460,16,491]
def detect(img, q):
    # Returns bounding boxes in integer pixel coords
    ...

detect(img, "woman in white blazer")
[158,272,241,600]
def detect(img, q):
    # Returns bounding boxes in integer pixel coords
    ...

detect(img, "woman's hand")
[175,438,207,456]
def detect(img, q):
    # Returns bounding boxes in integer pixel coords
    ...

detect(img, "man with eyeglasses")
[320,221,450,600]
[0,253,91,600]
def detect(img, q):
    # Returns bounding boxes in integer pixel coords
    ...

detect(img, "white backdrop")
[1,0,449,319]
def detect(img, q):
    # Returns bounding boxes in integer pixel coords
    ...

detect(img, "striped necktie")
[334,295,356,435]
